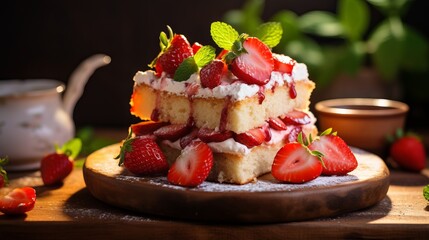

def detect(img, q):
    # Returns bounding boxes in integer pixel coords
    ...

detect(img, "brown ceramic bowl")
[315,98,409,155]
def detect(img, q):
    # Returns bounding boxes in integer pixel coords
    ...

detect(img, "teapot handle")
[63,54,111,117]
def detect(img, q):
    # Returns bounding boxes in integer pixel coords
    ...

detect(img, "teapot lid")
[0,79,65,98]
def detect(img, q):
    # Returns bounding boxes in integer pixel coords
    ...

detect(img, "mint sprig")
[149,26,174,68]
[0,157,9,186]
[174,45,216,81]
[56,138,82,160]
[424,184,429,201]
[210,22,239,50]
[254,22,283,48]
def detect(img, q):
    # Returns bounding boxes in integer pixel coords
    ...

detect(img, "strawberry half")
[167,140,213,187]
[272,142,323,183]
[0,187,36,215]
[155,34,193,76]
[41,153,74,185]
[130,121,168,136]
[389,135,426,172]
[309,130,358,175]
[200,59,226,89]
[273,53,296,74]
[230,37,274,85]
[116,136,169,175]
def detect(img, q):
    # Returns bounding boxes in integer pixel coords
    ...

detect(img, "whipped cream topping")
[133,59,309,101]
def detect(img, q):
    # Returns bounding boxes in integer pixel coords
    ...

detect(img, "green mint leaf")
[320,128,333,136]
[174,57,199,82]
[194,45,216,67]
[423,185,429,201]
[58,138,82,159]
[254,22,283,48]
[211,21,239,50]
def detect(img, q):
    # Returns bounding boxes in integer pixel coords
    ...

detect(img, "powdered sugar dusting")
[88,146,386,194]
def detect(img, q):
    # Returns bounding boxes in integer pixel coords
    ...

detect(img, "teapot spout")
[63,54,111,117]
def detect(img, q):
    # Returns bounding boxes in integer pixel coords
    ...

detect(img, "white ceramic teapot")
[0,54,111,171]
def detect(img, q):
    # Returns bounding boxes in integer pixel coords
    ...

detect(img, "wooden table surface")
[1,129,429,239]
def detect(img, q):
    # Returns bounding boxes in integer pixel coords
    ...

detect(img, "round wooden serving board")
[83,144,390,223]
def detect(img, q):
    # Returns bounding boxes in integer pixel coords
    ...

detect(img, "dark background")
[1,0,428,129]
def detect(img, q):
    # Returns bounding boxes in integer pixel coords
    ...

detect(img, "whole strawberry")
[389,130,426,172]
[40,138,82,185]
[116,135,169,175]
[0,157,9,188]
[150,26,193,76]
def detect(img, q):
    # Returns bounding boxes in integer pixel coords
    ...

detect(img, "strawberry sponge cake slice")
[125,22,318,185]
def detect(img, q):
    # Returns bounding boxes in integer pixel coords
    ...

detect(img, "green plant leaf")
[57,138,82,160]
[400,26,429,72]
[372,35,403,81]
[271,10,301,49]
[338,0,370,41]
[339,42,366,75]
[174,57,199,82]
[367,0,410,16]
[194,45,216,68]
[211,22,239,50]
[254,22,283,48]
[298,11,343,37]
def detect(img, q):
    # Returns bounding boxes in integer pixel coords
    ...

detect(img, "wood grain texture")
[83,144,390,223]
[1,129,428,239]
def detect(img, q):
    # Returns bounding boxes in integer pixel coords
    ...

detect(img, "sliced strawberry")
[286,126,303,143]
[268,117,288,131]
[272,142,322,183]
[216,49,229,59]
[167,140,213,187]
[156,34,193,76]
[0,187,36,215]
[234,126,268,148]
[197,128,233,143]
[41,153,74,185]
[230,37,274,85]
[273,53,296,74]
[180,128,199,149]
[309,134,358,175]
[191,42,203,54]
[200,59,226,89]
[281,110,311,125]
[130,121,168,136]
[116,136,169,175]
[153,123,191,142]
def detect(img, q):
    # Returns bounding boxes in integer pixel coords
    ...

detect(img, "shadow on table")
[62,187,165,222]
[62,186,393,225]
[389,169,429,186]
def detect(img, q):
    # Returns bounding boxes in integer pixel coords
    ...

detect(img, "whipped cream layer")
[134,62,309,101]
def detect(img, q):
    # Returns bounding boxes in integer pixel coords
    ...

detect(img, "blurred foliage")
[223,0,429,90]
[76,126,116,157]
